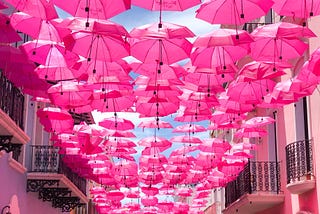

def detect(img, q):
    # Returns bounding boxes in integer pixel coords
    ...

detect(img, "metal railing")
[29,145,87,195]
[286,139,313,184]
[225,161,281,208]
[0,70,25,130]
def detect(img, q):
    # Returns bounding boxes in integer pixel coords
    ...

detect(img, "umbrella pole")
[272,111,279,194]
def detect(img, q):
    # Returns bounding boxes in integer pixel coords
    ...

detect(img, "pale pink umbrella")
[99,117,135,131]
[211,110,247,125]
[170,135,203,144]
[183,72,227,93]
[6,0,58,19]
[237,61,291,81]
[199,138,231,153]
[133,0,200,11]
[53,0,130,21]
[175,187,193,197]
[130,37,192,64]
[172,124,207,134]
[196,0,273,25]
[20,40,79,67]
[138,119,173,129]
[179,89,219,108]
[242,116,275,128]
[0,14,22,43]
[130,21,195,39]
[138,136,172,148]
[232,142,257,151]
[226,79,276,104]
[113,160,138,177]
[10,12,64,42]
[193,28,253,47]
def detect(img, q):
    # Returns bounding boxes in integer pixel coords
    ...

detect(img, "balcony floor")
[223,192,285,214]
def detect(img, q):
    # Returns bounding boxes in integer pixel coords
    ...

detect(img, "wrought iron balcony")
[286,139,315,194]
[27,145,88,212]
[223,161,284,214]
[0,70,24,130]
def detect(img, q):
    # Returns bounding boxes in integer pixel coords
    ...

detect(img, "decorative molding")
[8,152,27,174]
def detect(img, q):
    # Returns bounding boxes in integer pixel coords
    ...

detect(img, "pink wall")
[0,152,63,214]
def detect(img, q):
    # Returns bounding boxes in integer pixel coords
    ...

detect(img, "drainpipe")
[272,111,279,194]
[303,97,311,174]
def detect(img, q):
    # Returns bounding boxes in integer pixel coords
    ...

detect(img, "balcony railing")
[0,70,24,130]
[286,139,313,184]
[225,161,281,208]
[29,145,87,195]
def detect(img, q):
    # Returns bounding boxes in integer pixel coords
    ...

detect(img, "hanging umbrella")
[64,32,130,62]
[136,96,180,117]
[132,0,200,11]
[172,124,207,133]
[138,136,172,148]
[193,28,253,47]
[53,0,130,20]
[6,0,58,19]
[251,22,316,39]
[170,135,203,144]
[10,12,64,42]
[226,79,276,104]
[138,119,173,129]
[234,127,268,138]
[20,40,79,67]
[196,0,274,25]
[37,107,74,133]
[141,186,159,196]
[0,14,22,43]
[130,37,192,64]
[242,116,275,128]
[250,37,308,62]
[198,138,231,153]
[237,61,291,81]
[130,21,195,39]
[34,63,85,81]
[272,0,320,24]
[99,117,135,131]
[191,45,249,69]
[131,62,186,79]
[218,92,255,114]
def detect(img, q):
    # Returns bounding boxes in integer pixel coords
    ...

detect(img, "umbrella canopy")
[99,117,135,131]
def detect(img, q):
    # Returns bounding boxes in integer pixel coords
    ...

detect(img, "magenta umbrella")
[0,14,22,43]
[133,0,200,11]
[34,63,85,81]
[53,0,130,20]
[138,136,172,148]
[196,0,274,25]
[136,96,180,117]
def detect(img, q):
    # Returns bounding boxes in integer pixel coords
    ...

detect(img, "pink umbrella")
[242,116,275,128]
[103,138,136,149]
[138,119,173,129]
[136,96,180,117]
[196,0,274,25]
[0,14,22,43]
[47,80,93,109]
[199,138,231,153]
[6,0,58,19]
[237,61,291,81]
[193,28,253,47]
[251,22,316,39]
[53,0,130,20]
[34,63,85,81]
[191,45,249,69]
[183,72,227,93]
[20,40,79,67]
[272,0,320,24]
[234,127,268,138]
[99,117,135,131]
[130,21,195,39]
[64,32,130,62]
[130,38,192,64]
[141,196,158,207]
[172,124,207,133]
[226,79,276,104]
[37,107,74,133]
[10,12,64,42]
[218,92,255,114]
[170,135,203,144]
[141,186,159,196]
[132,0,200,11]
[250,38,308,62]
[138,136,172,148]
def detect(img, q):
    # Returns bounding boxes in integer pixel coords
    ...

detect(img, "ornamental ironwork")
[286,139,313,184]
[0,135,22,161]
[225,161,281,208]
[27,179,60,192]
[39,188,71,202]
[52,196,81,212]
